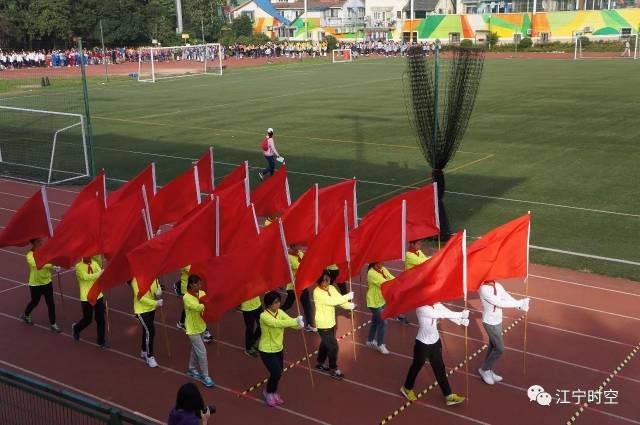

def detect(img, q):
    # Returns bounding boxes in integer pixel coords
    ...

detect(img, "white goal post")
[137,43,223,83]
[332,48,353,63]
[574,33,638,60]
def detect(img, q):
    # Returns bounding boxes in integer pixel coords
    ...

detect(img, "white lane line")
[529,274,640,298]
[586,405,640,425]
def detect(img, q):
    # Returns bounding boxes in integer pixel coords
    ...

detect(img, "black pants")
[136,310,155,356]
[261,155,275,176]
[24,283,56,324]
[179,309,185,326]
[75,299,106,345]
[317,327,338,370]
[259,350,284,393]
[282,289,314,327]
[242,307,262,350]
[404,339,451,397]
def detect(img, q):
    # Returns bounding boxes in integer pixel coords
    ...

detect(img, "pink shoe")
[263,391,278,407]
[273,393,284,405]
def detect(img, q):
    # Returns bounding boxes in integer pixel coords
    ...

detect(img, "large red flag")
[193,221,291,322]
[382,230,466,319]
[294,204,348,297]
[251,165,291,216]
[337,200,405,280]
[35,194,102,268]
[196,147,215,194]
[318,179,357,231]
[127,200,217,298]
[0,187,52,248]
[101,188,147,259]
[150,166,201,229]
[281,184,317,245]
[69,170,107,211]
[367,183,439,241]
[467,214,530,292]
[107,164,155,207]
[220,204,260,254]
[215,161,248,193]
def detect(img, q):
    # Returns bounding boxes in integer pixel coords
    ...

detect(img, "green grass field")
[1,56,639,281]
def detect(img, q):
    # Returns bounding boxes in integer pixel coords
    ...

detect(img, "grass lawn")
[1,56,639,280]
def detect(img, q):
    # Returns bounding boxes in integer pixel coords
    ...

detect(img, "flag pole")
[523,211,531,374]
[56,270,65,316]
[159,293,172,358]
[462,229,469,403]
[344,202,356,360]
[104,297,112,343]
[278,220,314,387]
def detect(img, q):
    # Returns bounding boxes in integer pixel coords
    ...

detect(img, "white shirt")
[479,282,521,326]
[415,303,465,345]
[264,137,279,157]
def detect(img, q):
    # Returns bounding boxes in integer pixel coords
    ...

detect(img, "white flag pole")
[101,171,107,209]
[285,175,292,206]
[462,229,469,402]
[524,211,531,375]
[352,177,358,228]
[215,196,220,257]
[209,146,215,191]
[193,166,201,205]
[401,200,407,262]
[345,201,356,360]
[40,186,54,238]
[151,163,157,195]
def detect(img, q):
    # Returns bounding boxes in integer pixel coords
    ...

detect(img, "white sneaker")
[304,325,317,332]
[139,351,147,359]
[478,368,495,385]
[491,371,503,382]
[366,340,378,349]
[377,344,390,355]
[147,356,158,368]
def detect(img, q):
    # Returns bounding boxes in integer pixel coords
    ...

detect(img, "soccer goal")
[137,43,223,82]
[332,48,353,63]
[0,106,90,184]
[574,33,638,60]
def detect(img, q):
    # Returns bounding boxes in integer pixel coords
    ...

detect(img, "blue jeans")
[368,306,386,345]
[261,155,275,176]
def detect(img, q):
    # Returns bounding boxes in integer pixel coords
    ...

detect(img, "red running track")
[0,177,638,425]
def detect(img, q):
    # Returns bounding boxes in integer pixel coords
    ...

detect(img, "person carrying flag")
[397,239,430,324]
[176,265,212,343]
[183,274,215,388]
[20,238,61,333]
[313,270,355,380]
[240,294,262,357]
[281,245,316,332]
[72,257,108,348]
[477,280,529,385]
[366,262,393,355]
[131,277,163,368]
[258,291,304,406]
[400,302,468,406]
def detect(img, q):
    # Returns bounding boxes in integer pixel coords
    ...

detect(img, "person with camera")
[168,382,215,425]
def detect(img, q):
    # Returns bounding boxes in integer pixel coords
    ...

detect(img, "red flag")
[295,204,348,297]
[0,187,52,248]
[318,179,357,231]
[220,204,260,254]
[215,161,248,193]
[101,188,146,259]
[382,231,466,319]
[127,200,217,298]
[467,214,530,292]
[281,185,317,245]
[193,221,291,322]
[337,200,405,280]
[35,194,102,268]
[367,183,439,241]
[150,166,201,229]
[107,164,155,207]
[251,165,291,216]
[196,147,215,194]
[87,210,148,304]
[69,170,107,211]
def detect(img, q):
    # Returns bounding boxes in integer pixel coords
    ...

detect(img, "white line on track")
[529,274,640,298]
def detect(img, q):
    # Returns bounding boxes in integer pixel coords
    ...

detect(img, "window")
[241,11,254,21]
[397,10,402,18]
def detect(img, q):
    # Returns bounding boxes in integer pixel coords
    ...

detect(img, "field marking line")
[585,405,640,425]
[0,190,71,207]
[530,245,640,267]
[0,283,24,295]
[529,274,640,298]
[0,359,165,424]
[0,313,331,425]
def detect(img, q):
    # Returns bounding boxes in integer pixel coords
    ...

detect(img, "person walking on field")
[130,277,163,368]
[622,39,631,57]
[183,274,215,388]
[72,257,108,348]
[20,238,61,333]
[477,280,530,385]
[258,128,283,180]
[366,262,393,355]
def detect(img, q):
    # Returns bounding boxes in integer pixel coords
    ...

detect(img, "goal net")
[138,43,223,82]
[0,106,90,184]
[574,33,638,60]
[332,48,353,63]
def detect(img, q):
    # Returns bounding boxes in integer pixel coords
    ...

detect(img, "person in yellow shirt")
[130,277,163,368]
[366,262,394,355]
[326,263,347,295]
[240,295,262,357]
[313,270,355,380]
[281,245,316,332]
[20,238,60,332]
[183,274,214,388]
[72,257,107,348]
[176,265,212,343]
[258,291,303,407]
[398,239,430,325]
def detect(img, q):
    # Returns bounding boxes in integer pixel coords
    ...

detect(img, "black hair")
[175,382,205,418]
[187,274,201,289]
[409,239,422,245]
[263,291,281,308]
[367,263,376,270]
[316,270,330,284]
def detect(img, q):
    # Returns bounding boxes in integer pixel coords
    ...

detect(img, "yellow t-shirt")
[75,260,103,302]
[180,265,191,295]
[183,290,206,335]
[26,251,52,286]
[286,250,303,291]
[313,285,351,329]
[258,309,299,353]
[405,249,429,270]
[366,266,394,309]
[240,296,262,312]
[131,278,159,315]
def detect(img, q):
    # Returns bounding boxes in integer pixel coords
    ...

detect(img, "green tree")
[231,15,253,38]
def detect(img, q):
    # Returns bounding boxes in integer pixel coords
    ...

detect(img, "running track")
[0,178,638,425]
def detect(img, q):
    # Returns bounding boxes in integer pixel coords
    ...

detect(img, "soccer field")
[2,56,639,280]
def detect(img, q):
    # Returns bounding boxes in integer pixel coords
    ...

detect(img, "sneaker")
[491,371,503,382]
[244,348,258,358]
[201,376,215,388]
[99,342,110,350]
[377,344,390,355]
[263,391,277,407]
[71,323,80,341]
[176,322,186,331]
[50,323,61,333]
[304,325,317,332]
[400,386,417,402]
[140,351,147,359]
[315,364,330,372]
[446,393,466,406]
[146,356,158,368]
[273,393,284,405]
[366,340,378,349]
[330,369,345,380]
[478,368,495,385]
[20,313,33,325]
[203,335,213,344]
[187,368,204,379]
[257,171,264,181]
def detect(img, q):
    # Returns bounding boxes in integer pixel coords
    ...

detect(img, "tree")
[231,15,253,38]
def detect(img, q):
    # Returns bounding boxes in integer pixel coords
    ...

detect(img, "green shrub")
[488,31,499,48]
[460,39,473,47]
[579,36,591,47]
[325,35,338,52]
[518,37,533,49]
